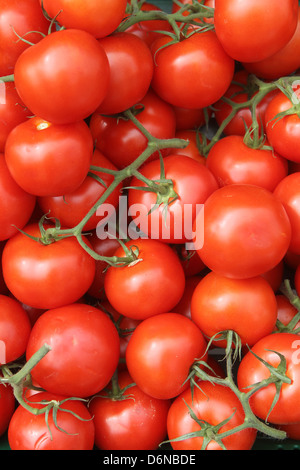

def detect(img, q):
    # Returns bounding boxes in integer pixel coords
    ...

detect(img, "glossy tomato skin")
[8,391,95,450]
[191,272,278,348]
[96,32,154,115]
[2,223,96,310]
[0,381,15,438]
[214,0,298,62]
[14,29,110,124]
[206,135,288,191]
[0,154,36,241]
[237,333,300,424]
[151,30,235,109]
[104,239,186,320]
[167,382,257,450]
[0,294,31,364]
[40,0,127,38]
[125,312,207,400]
[26,304,120,398]
[195,184,292,279]
[89,370,171,450]
[5,116,94,197]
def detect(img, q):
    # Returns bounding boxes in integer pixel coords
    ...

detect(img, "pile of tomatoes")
[1,0,300,451]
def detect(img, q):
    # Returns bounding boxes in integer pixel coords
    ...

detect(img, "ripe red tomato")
[275,295,300,332]
[104,239,186,320]
[194,184,292,279]
[26,303,120,397]
[151,30,234,109]
[89,370,171,450]
[0,381,15,438]
[40,0,127,38]
[5,116,94,197]
[172,105,209,131]
[167,382,257,450]
[2,223,96,310]
[14,29,110,124]
[8,391,95,450]
[206,135,288,191]
[0,154,36,241]
[191,272,278,347]
[96,32,154,115]
[125,312,208,400]
[214,0,298,62]
[237,333,300,424]
[172,130,207,165]
[173,275,203,319]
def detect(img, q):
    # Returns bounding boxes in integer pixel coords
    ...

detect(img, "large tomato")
[25,303,120,397]
[89,370,171,450]
[4,116,94,197]
[150,30,234,109]
[8,391,95,450]
[125,312,207,400]
[14,29,110,124]
[104,239,186,320]
[2,223,96,310]
[214,0,298,62]
[194,184,292,279]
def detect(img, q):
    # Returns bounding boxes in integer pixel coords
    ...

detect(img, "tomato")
[277,422,300,440]
[89,370,171,450]
[96,32,154,115]
[273,173,300,255]
[243,7,300,80]
[4,116,94,197]
[172,130,207,165]
[8,391,95,450]
[2,223,96,310]
[127,154,219,244]
[173,245,206,277]
[206,135,288,191]
[173,275,203,319]
[295,264,300,298]
[194,184,292,279]
[0,154,36,241]
[237,333,300,424]
[40,0,127,38]
[0,381,15,438]
[38,149,122,231]
[0,294,31,364]
[191,272,278,348]
[275,295,300,332]
[14,29,110,125]
[26,303,120,398]
[125,312,207,400]
[214,0,298,62]
[167,382,257,450]
[0,0,51,76]
[261,261,284,293]
[104,238,186,320]
[89,89,176,169]
[172,105,209,131]
[151,30,234,109]
[265,92,300,164]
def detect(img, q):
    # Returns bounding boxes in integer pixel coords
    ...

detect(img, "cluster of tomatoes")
[1,0,300,452]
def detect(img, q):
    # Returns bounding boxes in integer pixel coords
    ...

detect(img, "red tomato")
[237,333,300,424]
[0,381,15,438]
[173,245,206,277]
[38,149,122,231]
[167,382,257,450]
[191,272,278,347]
[273,173,300,255]
[104,238,186,320]
[173,275,203,319]
[214,0,298,62]
[172,130,207,165]
[151,30,234,109]
[96,32,154,115]
[40,0,127,38]
[261,261,284,293]
[125,312,207,400]
[295,264,300,298]
[26,303,120,397]
[14,29,110,124]
[2,223,96,310]
[5,116,94,197]
[275,295,300,332]
[8,391,95,450]
[206,135,288,191]
[0,154,36,241]
[127,154,219,244]
[89,89,176,169]
[0,294,31,364]
[195,184,292,279]
[277,422,300,440]
[0,0,51,76]
[172,105,209,131]
[89,370,171,450]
